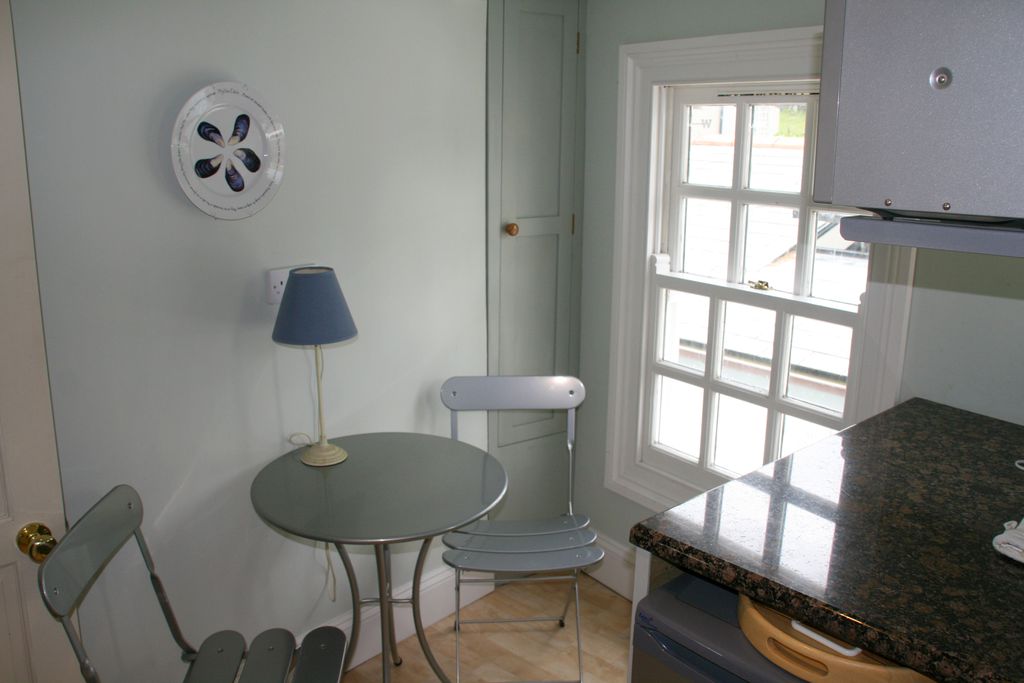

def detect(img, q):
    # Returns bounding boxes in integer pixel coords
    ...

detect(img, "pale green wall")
[900,250,1024,425]
[12,1,485,680]
[574,0,827,544]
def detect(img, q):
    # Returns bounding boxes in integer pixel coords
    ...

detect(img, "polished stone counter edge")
[628,397,1022,682]
[629,523,974,681]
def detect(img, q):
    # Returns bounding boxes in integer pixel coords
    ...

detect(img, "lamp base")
[301,442,348,467]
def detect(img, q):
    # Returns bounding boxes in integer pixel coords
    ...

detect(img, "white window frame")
[604,27,916,512]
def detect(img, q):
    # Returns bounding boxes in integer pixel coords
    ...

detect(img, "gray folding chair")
[38,484,346,683]
[439,376,604,683]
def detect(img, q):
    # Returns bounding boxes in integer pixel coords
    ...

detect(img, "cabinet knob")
[504,223,520,237]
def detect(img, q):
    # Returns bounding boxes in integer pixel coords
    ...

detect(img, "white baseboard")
[314,564,491,669]
[584,530,635,600]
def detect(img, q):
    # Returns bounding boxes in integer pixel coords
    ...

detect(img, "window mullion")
[728,104,752,284]
[794,204,815,296]
[700,390,718,473]
[764,410,784,465]
[665,90,684,266]
[764,310,792,463]
[700,296,725,469]
[794,97,818,296]
[642,255,670,460]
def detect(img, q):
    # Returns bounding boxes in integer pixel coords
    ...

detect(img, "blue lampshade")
[272,267,357,346]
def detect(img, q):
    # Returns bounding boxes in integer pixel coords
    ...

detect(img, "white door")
[487,0,582,518]
[0,1,79,679]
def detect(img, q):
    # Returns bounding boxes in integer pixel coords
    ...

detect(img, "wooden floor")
[343,575,631,682]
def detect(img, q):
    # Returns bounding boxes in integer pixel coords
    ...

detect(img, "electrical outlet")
[266,264,313,304]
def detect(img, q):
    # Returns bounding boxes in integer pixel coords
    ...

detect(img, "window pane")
[659,290,710,373]
[711,394,766,476]
[781,415,836,458]
[744,204,799,294]
[787,317,852,413]
[685,105,735,187]
[681,198,731,280]
[811,211,869,305]
[748,103,806,193]
[720,302,775,393]
[652,376,703,462]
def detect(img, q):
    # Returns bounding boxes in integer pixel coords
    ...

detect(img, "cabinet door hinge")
[571,214,576,235]
[576,32,581,54]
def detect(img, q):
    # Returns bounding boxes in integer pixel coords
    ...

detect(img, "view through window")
[642,82,869,490]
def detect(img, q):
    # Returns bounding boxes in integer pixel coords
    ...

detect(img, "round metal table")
[251,432,507,682]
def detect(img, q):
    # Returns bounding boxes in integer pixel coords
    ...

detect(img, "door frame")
[0,1,77,679]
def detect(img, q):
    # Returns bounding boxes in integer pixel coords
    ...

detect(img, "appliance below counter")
[632,573,802,683]
[634,573,934,682]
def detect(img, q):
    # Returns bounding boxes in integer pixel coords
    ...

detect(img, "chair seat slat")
[457,514,590,537]
[292,626,346,683]
[237,628,295,683]
[443,528,596,553]
[183,630,245,683]
[442,545,604,573]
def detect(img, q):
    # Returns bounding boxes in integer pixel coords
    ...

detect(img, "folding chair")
[439,376,604,683]
[37,484,346,683]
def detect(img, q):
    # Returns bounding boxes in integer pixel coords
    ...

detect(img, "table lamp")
[272,266,357,466]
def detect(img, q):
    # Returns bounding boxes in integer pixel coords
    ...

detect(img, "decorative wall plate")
[171,82,285,220]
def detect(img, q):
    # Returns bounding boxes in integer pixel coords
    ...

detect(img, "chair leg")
[573,570,585,682]
[450,570,589,683]
[454,569,462,683]
[557,577,576,628]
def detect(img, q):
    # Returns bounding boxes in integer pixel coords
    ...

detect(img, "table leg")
[334,543,361,674]
[337,539,450,682]
[383,545,402,667]
[413,537,451,683]
[374,544,394,683]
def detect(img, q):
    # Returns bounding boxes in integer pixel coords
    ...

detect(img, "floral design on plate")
[192,115,261,192]
[171,82,285,219]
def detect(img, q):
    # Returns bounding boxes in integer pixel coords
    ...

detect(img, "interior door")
[0,2,78,679]
[487,0,582,517]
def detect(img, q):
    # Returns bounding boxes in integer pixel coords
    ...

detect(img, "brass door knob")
[504,222,520,237]
[17,522,56,564]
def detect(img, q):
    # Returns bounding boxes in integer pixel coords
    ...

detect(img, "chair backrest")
[39,484,194,683]
[440,375,585,512]
[40,484,143,618]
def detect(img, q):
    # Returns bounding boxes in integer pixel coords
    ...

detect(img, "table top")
[251,432,507,545]
[630,399,1024,683]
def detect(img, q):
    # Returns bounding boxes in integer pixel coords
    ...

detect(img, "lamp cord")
[287,347,333,449]
[288,432,314,447]
[324,543,337,602]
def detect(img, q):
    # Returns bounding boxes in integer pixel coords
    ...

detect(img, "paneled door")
[0,1,78,679]
[487,0,582,517]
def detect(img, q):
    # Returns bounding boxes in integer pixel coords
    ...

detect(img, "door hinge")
[571,214,576,235]
[576,32,581,54]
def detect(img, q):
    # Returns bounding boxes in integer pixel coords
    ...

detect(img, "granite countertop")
[630,398,1024,682]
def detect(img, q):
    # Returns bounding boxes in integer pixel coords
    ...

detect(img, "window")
[644,84,867,491]
[605,28,914,510]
